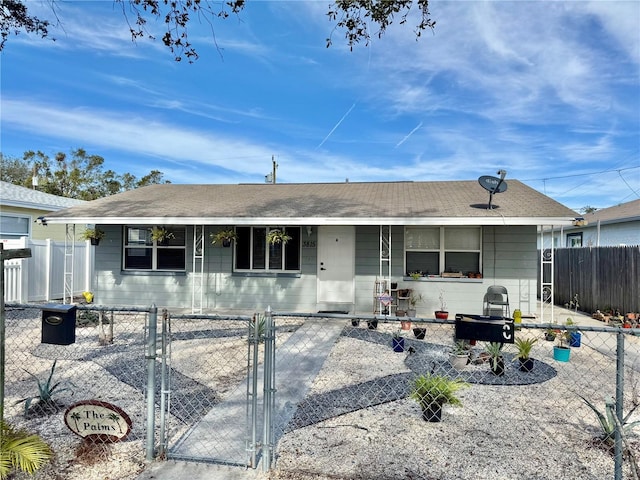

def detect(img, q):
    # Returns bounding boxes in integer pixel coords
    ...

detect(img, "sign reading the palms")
[64,400,132,442]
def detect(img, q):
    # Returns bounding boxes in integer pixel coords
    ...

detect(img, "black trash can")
[41,304,77,345]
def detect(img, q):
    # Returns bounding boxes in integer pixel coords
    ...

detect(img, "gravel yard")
[3,307,639,480]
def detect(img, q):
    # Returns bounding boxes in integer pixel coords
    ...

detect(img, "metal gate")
[157,309,275,468]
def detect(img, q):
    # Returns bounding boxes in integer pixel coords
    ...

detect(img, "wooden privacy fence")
[541,246,639,314]
[1,237,92,302]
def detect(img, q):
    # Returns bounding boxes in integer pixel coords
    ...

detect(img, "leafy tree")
[0,0,435,62]
[0,149,170,200]
[580,206,598,214]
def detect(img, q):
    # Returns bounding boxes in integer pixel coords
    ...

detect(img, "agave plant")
[0,420,52,478]
[578,394,640,445]
[15,360,74,415]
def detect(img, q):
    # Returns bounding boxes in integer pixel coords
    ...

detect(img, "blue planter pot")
[553,346,571,362]
[569,332,581,347]
[392,337,405,352]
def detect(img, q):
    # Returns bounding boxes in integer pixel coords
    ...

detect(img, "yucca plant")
[578,394,640,445]
[515,337,537,360]
[0,420,52,479]
[249,314,266,344]
[15,360,74,416]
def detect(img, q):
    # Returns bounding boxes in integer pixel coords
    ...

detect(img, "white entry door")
[317,226,355,307]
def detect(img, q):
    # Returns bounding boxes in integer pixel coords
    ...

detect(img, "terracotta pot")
[435,311,449,320]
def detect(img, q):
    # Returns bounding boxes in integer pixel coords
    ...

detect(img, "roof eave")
[42,216,578,226]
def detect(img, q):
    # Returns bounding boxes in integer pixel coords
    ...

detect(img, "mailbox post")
[41,304,77,345]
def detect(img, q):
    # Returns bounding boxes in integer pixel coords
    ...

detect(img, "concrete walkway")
[166,318,346,468]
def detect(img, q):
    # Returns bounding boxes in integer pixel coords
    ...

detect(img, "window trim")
[122,225,187,272]
[566,232,583,248]
[0,213,31,239]
[234,226,301,273]
[404,226,482,278]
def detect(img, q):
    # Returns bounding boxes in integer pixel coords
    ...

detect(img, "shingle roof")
[0,181,86,210]
[582,199,640,224]
[43,180,578,226]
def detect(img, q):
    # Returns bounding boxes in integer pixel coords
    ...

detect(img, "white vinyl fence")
[2,237,92,302]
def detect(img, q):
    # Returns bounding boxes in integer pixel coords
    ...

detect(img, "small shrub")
[15,360,74,416]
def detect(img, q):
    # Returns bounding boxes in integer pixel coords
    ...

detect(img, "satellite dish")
[478,170,507,209]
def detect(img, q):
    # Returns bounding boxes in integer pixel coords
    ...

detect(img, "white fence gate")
[2,237,92,302]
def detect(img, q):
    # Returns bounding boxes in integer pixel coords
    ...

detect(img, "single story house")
[0,180,86,241]
[42,180,578,316]
[557,199,640,247]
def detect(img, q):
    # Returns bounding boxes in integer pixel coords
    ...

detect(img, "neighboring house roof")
[43,180,578,226]
[0,181,86,211]
[579,199,640,226]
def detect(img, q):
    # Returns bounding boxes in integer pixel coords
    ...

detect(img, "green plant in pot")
[82,227,105,245]
[485,342,505,376]
[515,337,537,372]
[410,373,468,422]
[449,339,469,370]
[266,228,291,245]
[150,227,175,245]
[210,228,238,247]
[553,323,571,362]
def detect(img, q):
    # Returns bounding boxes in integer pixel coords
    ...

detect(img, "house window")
[0,214,30,239]
[405,227,481,276]
[235,227,301,272]
[566,232,582,248]
[123,226,186,271]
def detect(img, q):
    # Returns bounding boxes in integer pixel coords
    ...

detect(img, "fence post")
[614,331,624,480]
[262,305,275,473]
[146,305,158,461]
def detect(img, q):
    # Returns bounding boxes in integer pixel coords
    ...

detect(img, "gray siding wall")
[92,224,538,315]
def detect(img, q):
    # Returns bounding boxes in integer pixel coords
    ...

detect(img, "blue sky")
[1,1,639,212]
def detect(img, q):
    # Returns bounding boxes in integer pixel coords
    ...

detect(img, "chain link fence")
[267,314,640,480]
[2,304,639,479]
[2,303,155,479]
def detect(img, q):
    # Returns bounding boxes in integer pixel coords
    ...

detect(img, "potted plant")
[485,342,505,376]
[82,227,105,246]
[407,291,423,318]
[449,339,469,370]
[391,332,405,352]
[435,289,448,320]
[210,228,238,247]
[412,325,426,340]
[544,326,558,342]
[150,227,175,246]
[409,271,422,280]
[565,317,581,347]
[410,373,469,422]
[553,324,571,362]
[266,228,291,245]
[515,337,537,372]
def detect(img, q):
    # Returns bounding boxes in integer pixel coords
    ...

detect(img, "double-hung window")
[123,226,186,271]
[405,227,481,276]
[234,227,300,272]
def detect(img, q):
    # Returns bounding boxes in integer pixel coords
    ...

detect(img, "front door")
[317,226,355,308]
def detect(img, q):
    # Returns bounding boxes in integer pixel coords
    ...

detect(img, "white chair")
[483,285,510,318]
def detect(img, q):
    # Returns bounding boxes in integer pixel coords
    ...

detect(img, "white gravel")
[5,308,640,480]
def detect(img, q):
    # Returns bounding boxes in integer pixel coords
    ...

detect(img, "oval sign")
[64,400,132,442]
[478,175,508,193]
